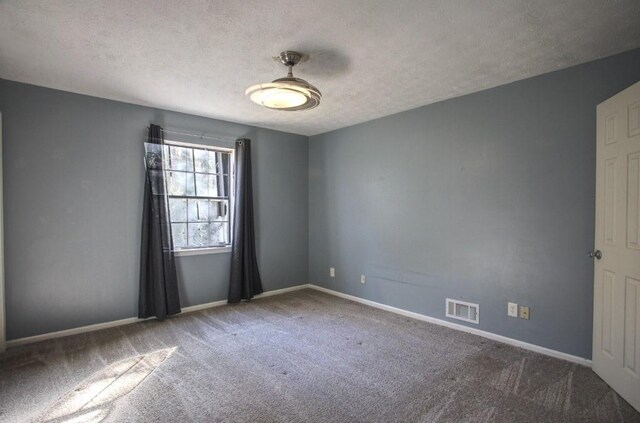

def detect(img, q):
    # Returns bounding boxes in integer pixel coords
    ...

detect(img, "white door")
[593,80,640,411]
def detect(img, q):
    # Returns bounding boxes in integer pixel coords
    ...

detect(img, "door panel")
[594,80,640,412]
[624,276,639,376]
[629,151,640,249]
[601,270,615,357]
[604,158,617,245]
[629,101,640,137]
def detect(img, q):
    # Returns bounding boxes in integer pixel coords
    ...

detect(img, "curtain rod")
[147,127,237,143]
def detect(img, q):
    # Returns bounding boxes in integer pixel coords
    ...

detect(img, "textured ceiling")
[1,1,639,136]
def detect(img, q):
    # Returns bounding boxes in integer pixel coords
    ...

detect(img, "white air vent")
[445,298,479,324]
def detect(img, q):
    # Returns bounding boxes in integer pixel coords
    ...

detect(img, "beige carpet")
[1,289,638,422]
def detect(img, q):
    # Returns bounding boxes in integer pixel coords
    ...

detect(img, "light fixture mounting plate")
[273,51,309,66]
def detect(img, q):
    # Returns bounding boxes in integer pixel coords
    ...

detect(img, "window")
[163,141,233,252]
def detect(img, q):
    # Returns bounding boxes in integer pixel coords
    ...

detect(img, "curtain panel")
[139,124,181,319]
[229,138,263,302]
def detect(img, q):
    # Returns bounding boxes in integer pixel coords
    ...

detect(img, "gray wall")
[0,80,309,340]
[309,48,640,359]
[2,48,639,355]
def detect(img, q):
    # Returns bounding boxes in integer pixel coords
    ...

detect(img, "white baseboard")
[254,284,311,299]
[6,316,142,348]
[307,284,592,367]
[6,283,592,367]
[5,284,310,349]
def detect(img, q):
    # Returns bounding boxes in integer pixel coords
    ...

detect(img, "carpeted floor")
[1,289,638,422]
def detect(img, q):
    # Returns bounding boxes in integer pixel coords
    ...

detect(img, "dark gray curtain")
[139,124,181,319]
[229,138,263,302]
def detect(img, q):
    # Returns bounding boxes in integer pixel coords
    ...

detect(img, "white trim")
[254,284,310,298]
[174,246,231,256]
[5,284,310,349]
[5,282,591,367]
[0,112,5,353]
[6,316,142,348]
[307,284,592,367]
[164,139,234,152]
[162,139,235,252]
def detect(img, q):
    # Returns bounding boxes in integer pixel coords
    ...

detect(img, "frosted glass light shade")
[248,85,307,108]
[246,77,321,111]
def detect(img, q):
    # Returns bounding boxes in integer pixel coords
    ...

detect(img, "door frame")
[0,112,5,353]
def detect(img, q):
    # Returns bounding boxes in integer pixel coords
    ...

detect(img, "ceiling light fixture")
[246,51,321,111]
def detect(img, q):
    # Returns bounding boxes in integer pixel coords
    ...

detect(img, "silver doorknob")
[588,250,602,259]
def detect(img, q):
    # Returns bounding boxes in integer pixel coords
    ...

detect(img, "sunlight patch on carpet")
[37,347,175,423]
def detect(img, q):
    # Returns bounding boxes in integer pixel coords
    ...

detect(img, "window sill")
[173,246,232,257]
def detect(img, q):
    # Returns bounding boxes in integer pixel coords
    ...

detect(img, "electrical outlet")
[519,305,530,320]
[360,274,366,284]
[329,267,335,278]
[508,302,518,317]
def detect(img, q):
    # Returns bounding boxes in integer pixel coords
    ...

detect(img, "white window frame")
[163,139,234,257]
